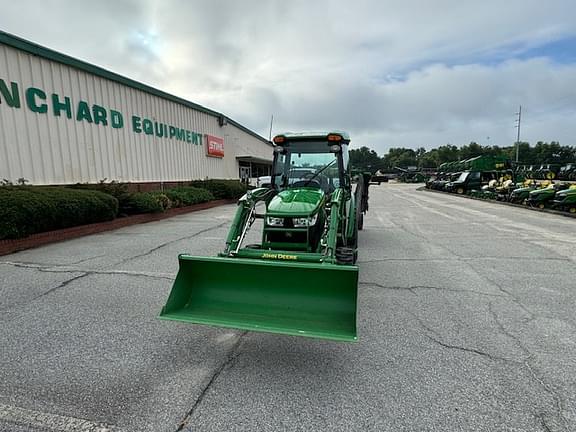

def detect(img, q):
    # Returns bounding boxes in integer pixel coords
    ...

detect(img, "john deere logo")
[261,253,298,260]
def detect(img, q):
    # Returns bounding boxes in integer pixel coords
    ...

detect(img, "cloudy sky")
[1,0,575,153]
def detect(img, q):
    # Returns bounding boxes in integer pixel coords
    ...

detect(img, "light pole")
[268,114,274,141]
[514,105,522,163]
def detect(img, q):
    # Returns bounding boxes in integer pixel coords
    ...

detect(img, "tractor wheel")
[456,187,465,195]
[569,207,576,214]
[538,203,545,209]
[336,247,355,264]
[353,218,359,264]
[348,210,360,264]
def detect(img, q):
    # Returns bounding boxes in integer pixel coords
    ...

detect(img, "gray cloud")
[1,0,575,153]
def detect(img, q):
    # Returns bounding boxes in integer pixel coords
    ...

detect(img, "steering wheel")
[302,172,317,180]
[292,179,322,188]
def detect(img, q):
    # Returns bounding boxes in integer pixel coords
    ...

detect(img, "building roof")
[0,31,271,145]
[236,156,273,164]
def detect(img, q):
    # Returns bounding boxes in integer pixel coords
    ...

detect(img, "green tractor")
[552,186,576,214]
[159,132,369,342]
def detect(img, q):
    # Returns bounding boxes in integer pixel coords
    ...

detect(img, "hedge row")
[189,180,248,199]
[1,180,245,240]
[124,187,214,215]
[0,187,118,240]
[72,179,247,201]
[165,187,214,208]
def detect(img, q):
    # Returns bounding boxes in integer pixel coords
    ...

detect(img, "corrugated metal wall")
[0,43,271,185]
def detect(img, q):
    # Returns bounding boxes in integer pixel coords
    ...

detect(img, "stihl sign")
[206,135,224,158]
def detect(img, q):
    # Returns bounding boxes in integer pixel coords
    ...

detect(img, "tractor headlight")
[266,217,284,226]
[293,214,318,228]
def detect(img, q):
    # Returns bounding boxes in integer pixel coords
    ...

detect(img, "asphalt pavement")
[1,184,575,432]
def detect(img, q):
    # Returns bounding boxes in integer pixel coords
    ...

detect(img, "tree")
[459,142,483,160]
[418,150,440,168]
[435,145,460,164]
[349,146,383,172]
[381,148,417,169]
[415,147,426,159]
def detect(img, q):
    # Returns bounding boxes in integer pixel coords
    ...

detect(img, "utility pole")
[514,105,522,163]
[268,114,274,141]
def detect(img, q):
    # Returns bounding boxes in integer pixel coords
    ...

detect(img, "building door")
[239,166,251,183]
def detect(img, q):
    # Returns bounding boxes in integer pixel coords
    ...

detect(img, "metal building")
[0,31,272,186]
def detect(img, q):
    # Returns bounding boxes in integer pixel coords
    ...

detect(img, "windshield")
[456,172,470,182]
[273,141,342,190]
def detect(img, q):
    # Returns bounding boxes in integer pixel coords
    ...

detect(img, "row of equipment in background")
[426,156,576,214]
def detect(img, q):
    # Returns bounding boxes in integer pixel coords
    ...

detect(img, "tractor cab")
[265,132,351,253]
[271,132,350,195]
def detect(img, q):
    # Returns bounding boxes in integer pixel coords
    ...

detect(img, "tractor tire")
[569,207,576,214]
[350,233,359,264]
[336,247,355,264]
[538,203,545,209]
[456,187,465,195]
[348,209,360,264]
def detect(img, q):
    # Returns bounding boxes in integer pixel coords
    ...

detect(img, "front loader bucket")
[159,256,358,341]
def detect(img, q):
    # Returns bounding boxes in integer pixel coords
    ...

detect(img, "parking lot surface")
[1,184,575,432]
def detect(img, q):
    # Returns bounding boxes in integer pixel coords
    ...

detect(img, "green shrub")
[69,180,134,215]
[116,193,134,216]
[0,186,118,240]
[122,192,165,215]
[70,179,129,199]
[189,180,247,199]
[151,192,172,211]
[165,187,214,207]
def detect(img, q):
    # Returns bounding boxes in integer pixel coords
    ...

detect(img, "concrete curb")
[0,199,236,256]
[419,187,576,219]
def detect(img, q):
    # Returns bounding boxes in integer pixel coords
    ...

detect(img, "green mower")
[527,183,569,209]
[552,186,576,213]
[509,181,539,204]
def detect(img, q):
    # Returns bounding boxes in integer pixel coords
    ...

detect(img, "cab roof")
[276,131,351,142]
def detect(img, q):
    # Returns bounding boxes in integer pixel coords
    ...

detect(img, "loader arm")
[222,187,276,255]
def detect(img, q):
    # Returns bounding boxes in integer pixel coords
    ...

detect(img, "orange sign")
[206,134,224,158]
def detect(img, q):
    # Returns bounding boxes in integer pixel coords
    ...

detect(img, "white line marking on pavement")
[0,403,118,431]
